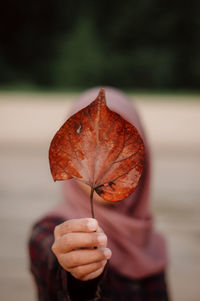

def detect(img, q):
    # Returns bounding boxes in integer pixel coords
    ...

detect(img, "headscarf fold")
[49,87,167,279]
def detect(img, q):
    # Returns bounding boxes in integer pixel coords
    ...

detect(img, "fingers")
[54,232,107,253]
[54,218,98,238]
[59,248,112,269]
[69,260,107,281]
[52,218,111,281]
[82,267,105,281]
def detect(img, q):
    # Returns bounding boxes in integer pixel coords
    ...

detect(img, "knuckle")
[72,271,82,280]
[62,234,69,245]
[62,254,70,268]
[68,252,77,267]
[74,266,84,278]
[54,225,59,237]
[51,241,58,255]
[62,233,73,248]
[55,220,70,237]
[63,220,70,231]
[52,238,62,253]
[58,254,68,270]
[51,243,56,253]
[59,253,71,270]
[82,271,98,282]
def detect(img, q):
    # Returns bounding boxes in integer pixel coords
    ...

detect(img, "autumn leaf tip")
[98,88,106,99]
[100,87,105,93]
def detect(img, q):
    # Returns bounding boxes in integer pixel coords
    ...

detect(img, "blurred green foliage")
[0,0,200,90]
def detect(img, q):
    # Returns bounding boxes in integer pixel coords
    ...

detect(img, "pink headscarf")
[49,87,167,279]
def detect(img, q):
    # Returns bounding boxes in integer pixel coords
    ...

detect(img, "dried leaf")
[49,88,145,202]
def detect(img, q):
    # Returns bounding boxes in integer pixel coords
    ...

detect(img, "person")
[28,87,170,301]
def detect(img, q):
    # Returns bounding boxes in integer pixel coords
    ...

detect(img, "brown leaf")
[49,88,145,202]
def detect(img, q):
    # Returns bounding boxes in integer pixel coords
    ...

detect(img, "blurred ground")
[0,92,200,301]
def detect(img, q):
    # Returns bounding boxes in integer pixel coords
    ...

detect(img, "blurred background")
[0,0,200,91]
[0,1,200,301]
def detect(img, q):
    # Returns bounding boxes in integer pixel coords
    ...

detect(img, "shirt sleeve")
[28,216,106,301]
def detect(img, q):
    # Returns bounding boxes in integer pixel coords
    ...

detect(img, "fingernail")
[87,219,97,231]
[104,248,112,259]
[97,234,107,245]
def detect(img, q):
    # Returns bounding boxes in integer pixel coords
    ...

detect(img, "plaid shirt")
[28,216,169,301]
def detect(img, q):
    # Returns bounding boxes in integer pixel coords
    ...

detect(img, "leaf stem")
[90,187,95,218]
